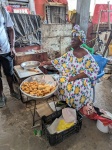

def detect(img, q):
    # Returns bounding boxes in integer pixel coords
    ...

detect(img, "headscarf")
[72,24,86,43]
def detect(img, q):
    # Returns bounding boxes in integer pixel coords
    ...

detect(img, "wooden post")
[103,31,112,57]
[96,10,102,33]
[108,1,111,30]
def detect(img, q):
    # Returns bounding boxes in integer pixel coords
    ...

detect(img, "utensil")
[21,61,40,70]
[40,72,46,84]
[28,67,40,72]
[39,72,53,85]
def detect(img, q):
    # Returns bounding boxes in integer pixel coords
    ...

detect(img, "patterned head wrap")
[72,24,86,43]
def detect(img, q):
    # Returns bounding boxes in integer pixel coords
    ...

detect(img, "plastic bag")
[56,119,74,132]
[62,108,77,123]
[80,108,112,126]
[92,54,108,74]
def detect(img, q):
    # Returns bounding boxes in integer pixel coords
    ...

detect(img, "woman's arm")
[69,72,88,82]
[40,60,52,66]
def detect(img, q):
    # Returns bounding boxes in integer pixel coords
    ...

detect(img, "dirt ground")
[0,74,112,150]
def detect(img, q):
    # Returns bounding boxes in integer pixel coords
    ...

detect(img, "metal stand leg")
[20,90,24,103]
[33,100,36,126]
[19,90,40,127]
[93,86,95,103]
[20,93,58,127]
[53,95,57,111]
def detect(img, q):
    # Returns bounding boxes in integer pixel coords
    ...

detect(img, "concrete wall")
[41,24,72,58]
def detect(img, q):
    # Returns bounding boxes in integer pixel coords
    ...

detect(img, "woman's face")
[71,36,82,49]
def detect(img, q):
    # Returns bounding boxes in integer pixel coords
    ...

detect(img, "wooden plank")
[45,2,66,7]
[14,52,48,65]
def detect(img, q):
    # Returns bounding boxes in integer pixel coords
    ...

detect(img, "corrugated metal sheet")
[10,13,41,47]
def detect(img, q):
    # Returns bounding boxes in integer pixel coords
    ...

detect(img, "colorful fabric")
[80,110,112,126]
[51,50,99,110]
[72,24,86,43]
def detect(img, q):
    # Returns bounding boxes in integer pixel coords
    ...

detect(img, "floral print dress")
[51,50,99,110]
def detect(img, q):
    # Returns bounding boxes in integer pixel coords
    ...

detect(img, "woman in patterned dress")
[40,25,99,115]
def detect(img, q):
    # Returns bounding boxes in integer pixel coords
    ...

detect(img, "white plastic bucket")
[96,120,109,133]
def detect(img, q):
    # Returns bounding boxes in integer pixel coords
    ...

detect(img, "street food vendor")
[40,25,99,116]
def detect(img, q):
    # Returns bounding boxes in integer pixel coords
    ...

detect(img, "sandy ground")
[0,75,112,150]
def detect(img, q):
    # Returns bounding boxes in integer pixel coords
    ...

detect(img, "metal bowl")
[20,75,58,99]
[21,61,40,69]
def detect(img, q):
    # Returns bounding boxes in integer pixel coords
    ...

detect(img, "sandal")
[10,91,20,100]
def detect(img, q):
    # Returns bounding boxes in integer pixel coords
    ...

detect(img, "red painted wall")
[34,0,46,18]
[34,0,67,18]
[92,4,112,24]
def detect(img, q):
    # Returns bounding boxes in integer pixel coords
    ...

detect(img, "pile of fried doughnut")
[21,81,56,96]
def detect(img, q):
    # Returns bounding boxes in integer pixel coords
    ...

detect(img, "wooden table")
[13,65,43,84]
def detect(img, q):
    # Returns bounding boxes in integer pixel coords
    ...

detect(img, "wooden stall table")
[13,65,43,85]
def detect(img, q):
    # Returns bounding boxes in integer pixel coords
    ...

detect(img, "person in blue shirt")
[0,4,20,108]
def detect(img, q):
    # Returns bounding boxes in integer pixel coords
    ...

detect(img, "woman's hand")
[40,60,52,67]
[68,76,76,82]
[40,61,47,67]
